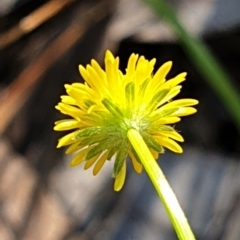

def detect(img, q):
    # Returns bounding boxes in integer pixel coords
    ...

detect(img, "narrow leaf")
[125,82,135,106]
[148,89,170,111]
[141,132,164,153]
[113,144,128,176]
[102,98,124,118]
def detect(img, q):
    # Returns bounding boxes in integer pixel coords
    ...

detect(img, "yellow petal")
[126,53,139,76]
[105,59,117,93]
[128,150,142,174]
[54,119,68,125]
[170,107,197,117]
[91,59,106,80]
[57,131,77,148]
[60,95,76,105]
[84,155,100,170]
[114,160,126,191]
[158,86,182,106]
[156,130,184,142]
[87,65,103,85]
[150,149,159,159]
[87,105,97,114]
[156,136,183,153]
[65,142,81,154]
[152,61,172,85]
[149,58,156,69]
[90,60,108,90]
[54,119,82,131]
[152,117,181,125]
[93,151,108,176]
[163,99,199,108]
[79,65,92,85]
[144,61,173,100]
[105,50,115,63]
[136,58,156,82]
[71,83,82,88]
[136,57,151,83]
[56,103,82,119]
[67,85,87,102]
[70,147,91,167]
[86,65,106,93]
[160,72,187,89]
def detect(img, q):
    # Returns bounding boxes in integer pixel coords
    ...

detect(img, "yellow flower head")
[54,50,198,191]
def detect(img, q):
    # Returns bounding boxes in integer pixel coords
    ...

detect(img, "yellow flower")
[54,50,198,191]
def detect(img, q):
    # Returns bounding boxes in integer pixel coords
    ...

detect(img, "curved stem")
[127,128,195,240]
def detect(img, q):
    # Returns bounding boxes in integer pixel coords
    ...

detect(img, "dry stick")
[0,0,76,50]
[0,1,114,134]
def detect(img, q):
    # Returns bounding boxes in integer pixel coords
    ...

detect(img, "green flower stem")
[127,128,195,240]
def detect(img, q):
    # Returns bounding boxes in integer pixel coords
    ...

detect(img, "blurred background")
[0,0,240,239]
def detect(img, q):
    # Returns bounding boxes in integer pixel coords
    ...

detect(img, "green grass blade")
[143,0,240,132]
